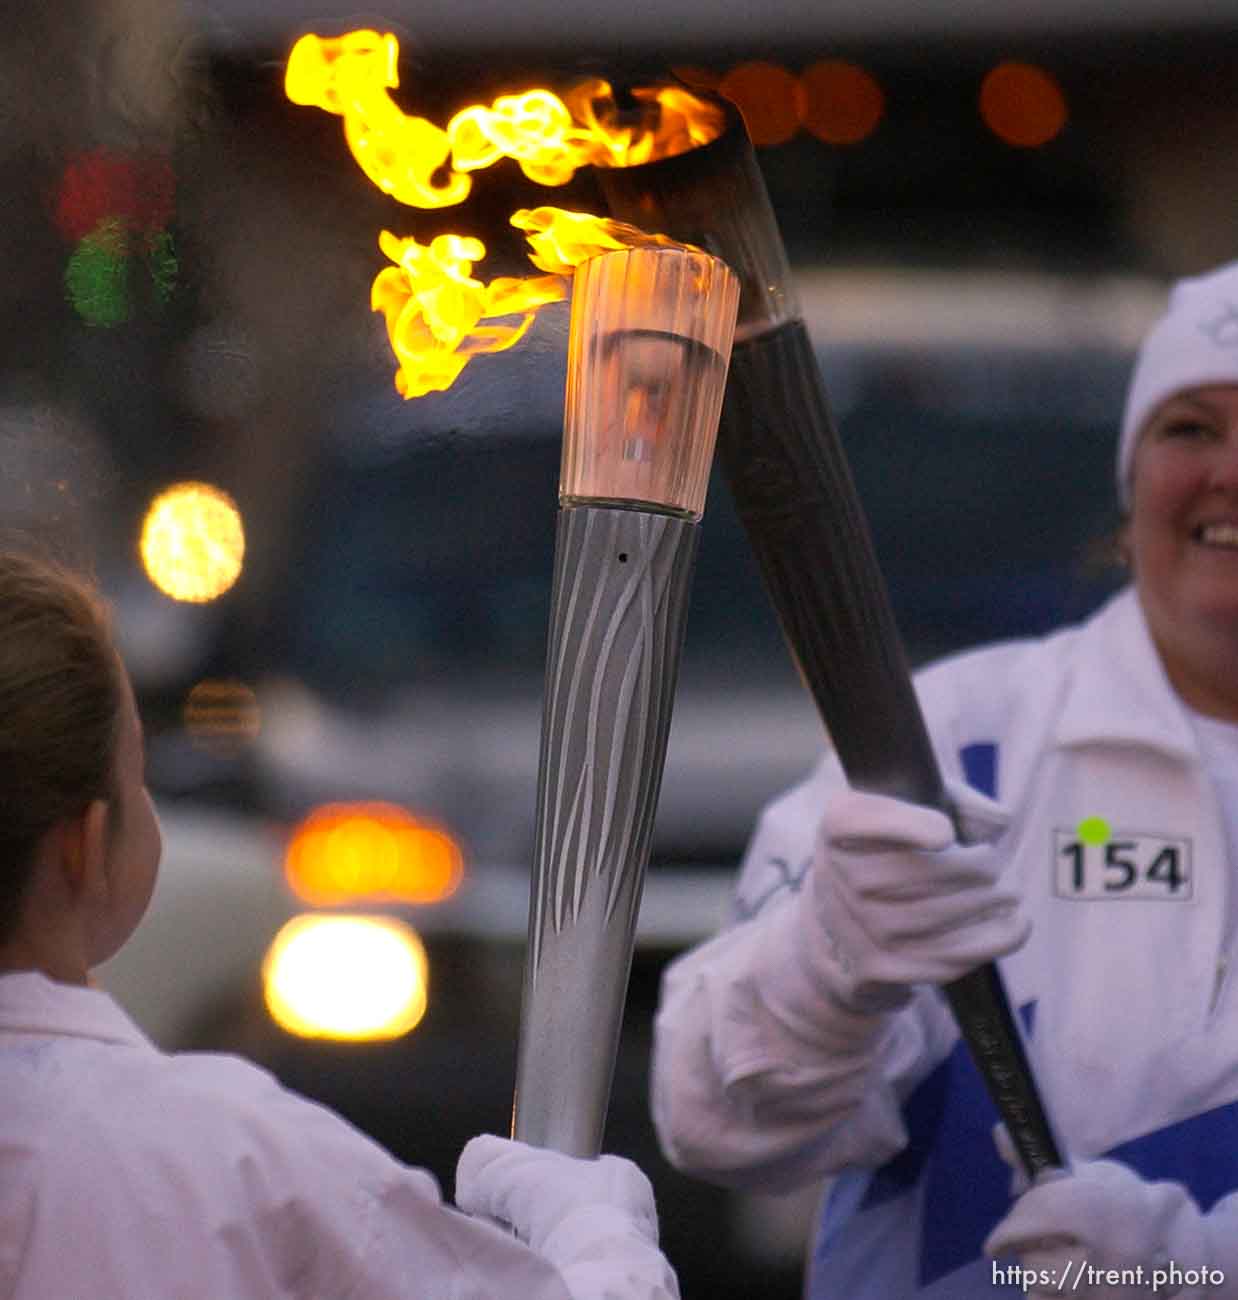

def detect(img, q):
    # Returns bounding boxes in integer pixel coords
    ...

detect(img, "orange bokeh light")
[669,65,721,94]
[285,802,464,906]
[183,678,261,755]
[718,61,803,148]
[800,60,885,145]
[979,61,1068,148]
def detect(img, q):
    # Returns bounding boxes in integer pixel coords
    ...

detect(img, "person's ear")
[59,799,111,899]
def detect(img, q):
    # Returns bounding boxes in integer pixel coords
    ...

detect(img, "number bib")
[1054,828,1193,900]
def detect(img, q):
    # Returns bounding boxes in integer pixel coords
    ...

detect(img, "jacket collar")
[0,970,152,1049]
[1050,586,1199,761]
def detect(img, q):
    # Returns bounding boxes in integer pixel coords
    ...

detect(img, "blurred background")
[3,0,1235,1293]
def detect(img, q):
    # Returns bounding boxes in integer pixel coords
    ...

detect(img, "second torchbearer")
[598,109,1063,1180]
[513,245,739,1157]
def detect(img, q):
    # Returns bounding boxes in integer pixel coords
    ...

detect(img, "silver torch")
[512,244,739,1156]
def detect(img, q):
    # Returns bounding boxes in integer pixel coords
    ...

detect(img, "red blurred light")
[979,62,1068,148]
[55,149,175,242]
[800,61,885,145]
[670,65,721,93]
[718,61,803,147]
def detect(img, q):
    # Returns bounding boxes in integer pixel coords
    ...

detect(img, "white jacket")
[652,588,1238,1297]
[0,971,577,1300]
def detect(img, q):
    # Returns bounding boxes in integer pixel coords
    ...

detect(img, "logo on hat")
[1199,302,1238,348]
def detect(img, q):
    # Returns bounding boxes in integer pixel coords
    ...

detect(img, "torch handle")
[514,504,699,1157]
[718,318,1063,1179]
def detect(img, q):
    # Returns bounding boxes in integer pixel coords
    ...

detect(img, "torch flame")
[371,229,565,397]
[561,79,725,168]
[286,34,725,192]
[287,31,470,209]
[370,211,695,398]
[285,31,725,395]
[511,207,689,277]
[448,92,581,187]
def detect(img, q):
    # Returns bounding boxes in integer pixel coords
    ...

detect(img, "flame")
[286,34,724,194]
[511,206,689,276]
[286,31,724,395]
[286,30,469,208]
[560,79,725,168]
[370,229,564,397]
[371,211,698,398]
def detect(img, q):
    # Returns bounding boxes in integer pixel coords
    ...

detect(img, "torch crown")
[562,246,739,519]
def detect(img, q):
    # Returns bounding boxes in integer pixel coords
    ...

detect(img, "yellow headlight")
[262,914,428,1041]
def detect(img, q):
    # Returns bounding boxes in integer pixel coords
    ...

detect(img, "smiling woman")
[1127,386,1238,720]
[1111,268,1238,724]
[648,257,1238,1300]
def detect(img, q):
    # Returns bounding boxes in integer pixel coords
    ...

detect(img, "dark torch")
[512,244,740,1156]
[596,106,1064,1180]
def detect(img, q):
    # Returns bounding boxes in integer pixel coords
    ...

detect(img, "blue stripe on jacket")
[825,741,1238,1288]
[854,1022,1238,1287]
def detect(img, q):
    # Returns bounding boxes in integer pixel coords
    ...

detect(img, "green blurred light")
[147,229,178,304]
[65,218,130,327]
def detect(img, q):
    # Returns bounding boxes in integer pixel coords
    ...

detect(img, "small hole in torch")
[618,553,628,563]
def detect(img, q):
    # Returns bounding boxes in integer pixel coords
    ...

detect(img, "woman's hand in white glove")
[810,779,1030,1010]
[455,1135,679,1300]
[984,1158,1214,1299]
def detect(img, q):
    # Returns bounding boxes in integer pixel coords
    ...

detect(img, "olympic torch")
[597,108,1063,1179]
[512,244,739,1156]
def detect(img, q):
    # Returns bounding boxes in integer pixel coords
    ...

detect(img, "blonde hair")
[0,547,120,942]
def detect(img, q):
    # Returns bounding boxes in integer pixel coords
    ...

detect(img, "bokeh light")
[139,482,245,603]
[285,802,465,906]
[183,679,261,756]
[717,61,803,147]
[146,230,179,304]
[55,150,175,243]
[979,61,1068,148]
[64,218,131,327]
[263,914,428,1041]
[800,60,885,145]
[670,65,721,93]
[56,150,178,327]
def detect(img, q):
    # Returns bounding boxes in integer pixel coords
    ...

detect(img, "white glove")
[809,779,1030,1012]
[455,1134,680,1300]
[709,779,1029,1149]
[984,1158,1215,1298]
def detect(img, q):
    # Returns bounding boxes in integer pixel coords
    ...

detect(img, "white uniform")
[0,970,576,1300]
[652,588,1238,1297]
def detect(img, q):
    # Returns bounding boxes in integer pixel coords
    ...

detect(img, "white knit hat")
[1118,260,1238,507]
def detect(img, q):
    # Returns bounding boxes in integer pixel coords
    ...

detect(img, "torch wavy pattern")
[528,506,697,971]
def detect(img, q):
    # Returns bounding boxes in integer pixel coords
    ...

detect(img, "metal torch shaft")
[597,118,1063,1179]
[718,319,943,802]
[716,319,1061,1177]
[513,503,699,1157]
